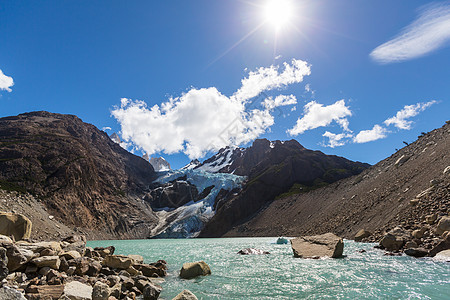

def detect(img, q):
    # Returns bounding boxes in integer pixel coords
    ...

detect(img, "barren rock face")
[290,233,344,259]
[0,111,158,239]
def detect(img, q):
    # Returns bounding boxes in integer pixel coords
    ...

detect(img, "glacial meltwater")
[88,238,450,299]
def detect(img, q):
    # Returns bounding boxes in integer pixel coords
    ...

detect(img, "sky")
[1,0,449,169]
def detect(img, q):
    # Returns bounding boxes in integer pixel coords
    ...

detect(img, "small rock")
[92,281,110,300]
[354,229,372,242]
[31,256,61,270]
[395,155,409,166]
[443,166,450,175]
[237,248,270,255]
[142,282,162,300]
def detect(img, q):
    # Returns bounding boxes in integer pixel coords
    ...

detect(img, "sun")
[264,0,293,29]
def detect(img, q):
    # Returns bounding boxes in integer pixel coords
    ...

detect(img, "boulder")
[128,254,144,264]
[0,286,27,300]
[94,246,115,258]
[16,241,62,254]
[63,281,93,300]
[434,249,450,262]
[379,227,410,251]
[237,248,270,255]
[136,263,166,277]
[0,234,13,243]
[412,228,427,239]
[5,243,34,271]
[429,237,450,257]
[395,155,409,166]
[142,282,162,300]
[31,256,61,269]
[404,248,428,258]
[172,289,198,300]
[104,255,134,270]
[60,250,82,260]
[0,212,32,241]
[425,214,437,224]
[290,233,344,258]
[25,284,64,299]
[179,261,211,279]
[354,229,372,242]
[436,216,450,236]
[92,281,110,300]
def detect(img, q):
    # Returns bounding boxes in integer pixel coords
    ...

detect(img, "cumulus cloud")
[233,59,311,102]
[288,100,352,136]
[112,59,310,159]
[353,125,389,144]
[384,100,437,129]
[370,2,450,63]
[102,126,112,131]
[0,69,14,92]
[322,131,352,148]
[263,94,297,110]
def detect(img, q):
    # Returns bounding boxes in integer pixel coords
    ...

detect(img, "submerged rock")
[290,233,344,259]
[179,261,211,279]
[237,248,270,255]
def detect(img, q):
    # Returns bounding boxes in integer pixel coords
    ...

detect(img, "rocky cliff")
[221,121,450,240]
[0,111,158,239]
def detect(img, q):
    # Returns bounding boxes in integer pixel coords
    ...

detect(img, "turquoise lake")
[88,238,450,299]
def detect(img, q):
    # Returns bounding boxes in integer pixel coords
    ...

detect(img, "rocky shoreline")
[0,234,170,299]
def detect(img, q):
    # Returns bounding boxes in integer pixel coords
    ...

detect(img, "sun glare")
[264,0,293,29]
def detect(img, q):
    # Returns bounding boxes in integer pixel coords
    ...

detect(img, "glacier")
[150,169,246,238]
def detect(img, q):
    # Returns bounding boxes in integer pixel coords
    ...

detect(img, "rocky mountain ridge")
[222,121,450,241]
[0,111,158,239]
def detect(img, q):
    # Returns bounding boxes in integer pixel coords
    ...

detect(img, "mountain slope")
[222,121,450,239]
[0,111,158,239]
[199,138,369,237]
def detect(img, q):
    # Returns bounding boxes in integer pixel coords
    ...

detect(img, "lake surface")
[88,238,450,299]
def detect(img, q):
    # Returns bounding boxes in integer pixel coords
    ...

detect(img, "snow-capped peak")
[150,156,171,172]
[181,159,201,170]
[110,132,121,144]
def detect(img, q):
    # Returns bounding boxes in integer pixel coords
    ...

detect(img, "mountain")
[181,159,201,170]
[149,156,171,172]
[218,121,450,240]
[0,111,158,239]
[199,138,369,237]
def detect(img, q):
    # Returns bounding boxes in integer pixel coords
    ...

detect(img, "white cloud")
[322,131,352,148]
[102,126,112,131]
[353,125,388,144]
[112,59,310,159]
[0,69,14,92]
[233,59,310,102]
[370,2,450,63]
[288,99,352,135]
[384,100,436,129]
[263,94,297,110]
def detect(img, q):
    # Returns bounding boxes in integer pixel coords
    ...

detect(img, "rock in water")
[434,250,450,262]
[179,261,211,279]
[290,233,344,258]
[237,248,270,255]
[379,227,410,251]
[404,248,429,258]
[172,289,198,300]
[0,212,32,241]
[354,229,372,242]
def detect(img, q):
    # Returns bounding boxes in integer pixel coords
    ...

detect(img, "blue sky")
[1,0,449,169]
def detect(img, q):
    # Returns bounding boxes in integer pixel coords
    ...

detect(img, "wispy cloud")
[112,59,310,159]
[0,69,14,92]
[370,2,450,63]
[287,100,352,136]
[353,125,388,144]
[384,100,437,129]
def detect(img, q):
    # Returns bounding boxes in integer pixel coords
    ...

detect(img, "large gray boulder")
[434,249,450,262]
[63,281,93,300]
[290,233,344,258]
[0,212,32,241]
[179,261,211,279]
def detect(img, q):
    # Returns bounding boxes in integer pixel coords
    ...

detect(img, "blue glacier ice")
[150,169,246,238]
